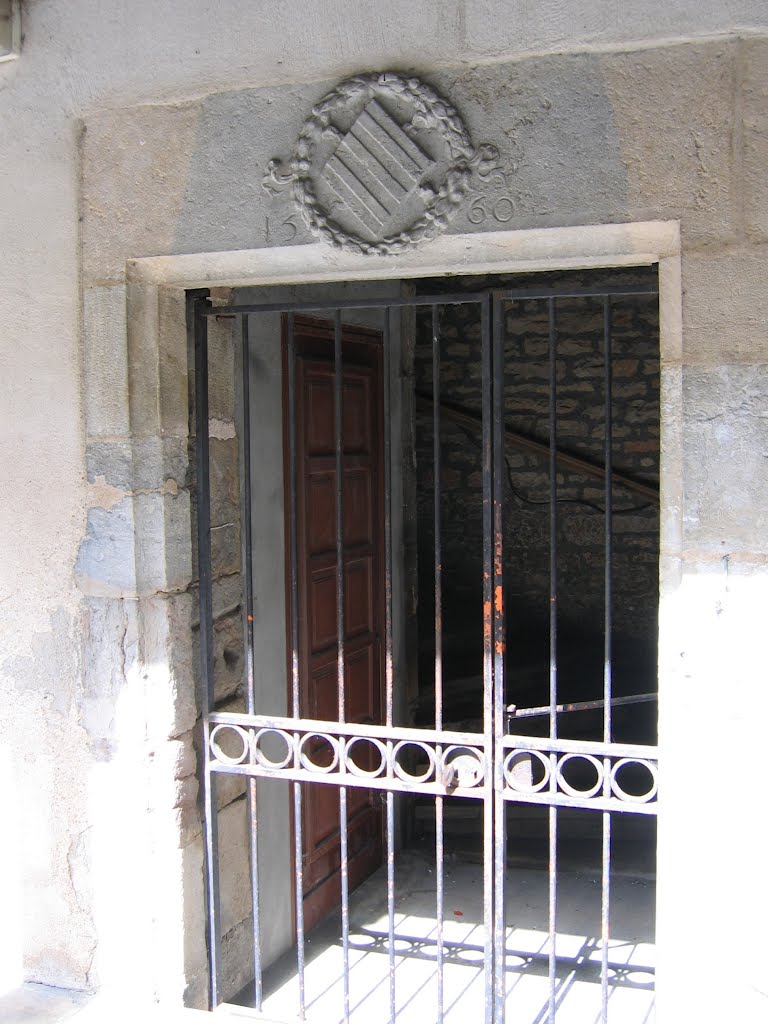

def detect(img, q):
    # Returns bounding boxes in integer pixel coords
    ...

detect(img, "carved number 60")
[468,197,515,225]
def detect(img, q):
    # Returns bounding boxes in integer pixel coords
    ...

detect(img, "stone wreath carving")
[263,72,499,255]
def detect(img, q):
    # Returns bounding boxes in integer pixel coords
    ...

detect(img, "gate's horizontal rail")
[504,733,657,759]
[504,734,658,815]
[207,283,658,317]
[209,710,486,746]
[502,789,658,815]
[210,762,489,800]
[205,713,658,812]
[207,712,490,798]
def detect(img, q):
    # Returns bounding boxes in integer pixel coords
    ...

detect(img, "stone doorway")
[195,262,661,1022]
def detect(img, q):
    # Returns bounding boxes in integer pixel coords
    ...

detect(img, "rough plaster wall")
[0,0,766,1018]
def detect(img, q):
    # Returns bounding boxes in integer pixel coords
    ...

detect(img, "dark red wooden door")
[286,315,384,933]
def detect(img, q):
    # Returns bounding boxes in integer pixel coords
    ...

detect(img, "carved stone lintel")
[264,72,500,255]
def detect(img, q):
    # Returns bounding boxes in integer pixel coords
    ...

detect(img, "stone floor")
[0,985,270,1024]
[236,850,656,1023]
[0,986,91,1024]
[3,847,655,1024]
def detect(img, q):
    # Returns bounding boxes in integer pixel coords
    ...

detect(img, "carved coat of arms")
[264,72,498,255]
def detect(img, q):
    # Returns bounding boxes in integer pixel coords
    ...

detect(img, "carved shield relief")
[265,72,499,255]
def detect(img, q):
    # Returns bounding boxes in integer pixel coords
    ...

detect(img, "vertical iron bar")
[435,794,445,1020]
[432,304,443,733]
[432,304,444,1022]
[335,308,347,727]
[240,314,257,715]
[287,314,301,722]
[386,793,396,1019]
[286,312,306,1019]
[339,790,350,1023]
[480,296,495,1024]
[334,309,351,1024]
[601,297,614,1023]
[293,783,305,1020]
[547,298,558,1023]
[193,297,222,1010]
[383,307,396,1022]
[384,308,394,731]
[240,315,263,1010]
[492,297,506,1023]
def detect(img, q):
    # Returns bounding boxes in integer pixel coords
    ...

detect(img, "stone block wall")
[413,268,659,723]
[188,308,256,1002]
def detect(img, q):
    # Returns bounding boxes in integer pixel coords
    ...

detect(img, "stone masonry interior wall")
[189,306,260,1003]
[413,267,659,747]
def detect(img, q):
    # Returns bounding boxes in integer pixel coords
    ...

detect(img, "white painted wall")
[1,0,767,1011]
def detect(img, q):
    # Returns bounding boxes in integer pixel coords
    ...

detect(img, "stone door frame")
[80,220,681,1008]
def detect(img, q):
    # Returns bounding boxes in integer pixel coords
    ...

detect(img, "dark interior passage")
[412,268,659,740]
[408,267,659,869]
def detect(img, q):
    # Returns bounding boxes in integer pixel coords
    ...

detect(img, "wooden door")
[285,315,385,933]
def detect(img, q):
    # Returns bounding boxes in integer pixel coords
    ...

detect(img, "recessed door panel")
[288,316,384,934]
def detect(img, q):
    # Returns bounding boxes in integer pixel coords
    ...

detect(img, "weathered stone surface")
[80,597,138,755]
[600,42,737,247]
[682,363,768,552]
[179,840,208,1010]
[75,498,137,597]
[206,317,237,426]
[217,799,252,938]
[209,438,239,529]
[80,40,740,273]
[15,4,768,1019]
[209,522,241,579]
[466,1,768,60]
[157,286,192,438]
[133,491,194,595]
[742,38,768,243]
[76,489,192,598]
[139,592,198,742]
[211,603,245,705]
[682,252,768,364]
[83,285,130,437]
[152,833,208,1009]
[169,772,201,848]
[86,436,188,492]
[211,572,243,622]
[447,55,632,234]
[81,105,202,284]
[190,574,245,708]
[220,914,255,1004]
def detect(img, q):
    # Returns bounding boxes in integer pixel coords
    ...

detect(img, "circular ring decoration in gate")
[609,757,658,804]
[504,748,551,794]
[253,727,294,770]
[209,724,250,766]
[440,745,485,789]
[392,739,437,784]
[298,732,340,774]
[344,736,388,779]
[555,752,604,800]
[266,72,492,256]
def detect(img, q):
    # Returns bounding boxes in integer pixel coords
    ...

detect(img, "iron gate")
[192,280,660,1023]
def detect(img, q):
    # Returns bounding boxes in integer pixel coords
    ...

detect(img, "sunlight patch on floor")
[250,856,655,1023]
